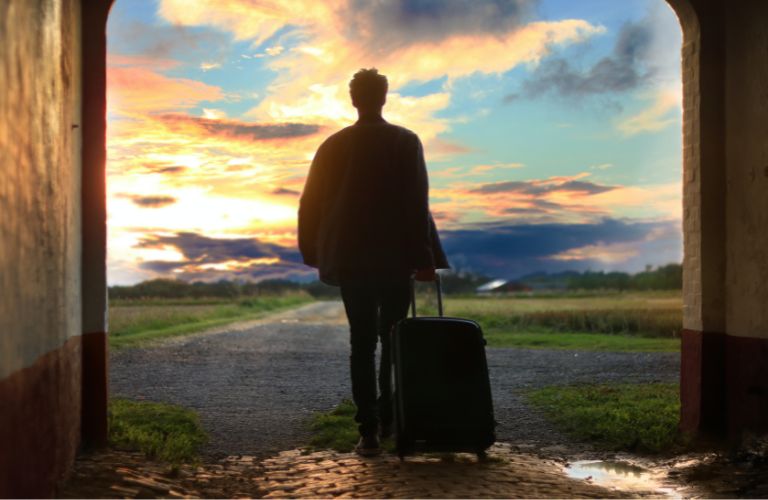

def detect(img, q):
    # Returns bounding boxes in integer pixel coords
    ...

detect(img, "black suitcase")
[391,275,496,459]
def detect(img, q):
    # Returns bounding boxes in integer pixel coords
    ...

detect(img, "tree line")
[564,263,682,291]
[109,263,681,300]
[108,278,336,300]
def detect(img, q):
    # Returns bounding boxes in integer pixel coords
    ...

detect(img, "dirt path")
[110,301,679,459]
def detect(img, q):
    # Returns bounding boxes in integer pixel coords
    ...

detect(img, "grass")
[308,399,361,453]
[108,398,207,464]
[109,294,312,349]
[527,383,685,453]
[415,291,682,352]
[483,331,679,351]
[308,400,401,454]
[310,384,684,455]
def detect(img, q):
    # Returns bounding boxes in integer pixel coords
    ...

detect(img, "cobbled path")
[110,301,679,460]
[62,446,642,498]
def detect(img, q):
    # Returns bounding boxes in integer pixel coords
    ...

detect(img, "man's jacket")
[298,116,449,285]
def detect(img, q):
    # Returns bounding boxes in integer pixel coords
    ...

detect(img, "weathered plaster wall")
[0,0,82,376]
[722,0,768,436]
[725,0,768,341]
[0,0,83,496]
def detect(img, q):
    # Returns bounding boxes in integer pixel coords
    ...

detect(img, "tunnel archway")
[83,0,768,461]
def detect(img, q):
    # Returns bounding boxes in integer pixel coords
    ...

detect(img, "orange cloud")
[546,242,640,263]
[156,0,603,152]
[428,173,681,230]
[108,66,223,115]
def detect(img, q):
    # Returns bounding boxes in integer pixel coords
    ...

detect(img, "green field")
[416,290,682,352]
[109,290,682,352]
[109,294,312,349]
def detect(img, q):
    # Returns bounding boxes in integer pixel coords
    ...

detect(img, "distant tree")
[565,264,682,291]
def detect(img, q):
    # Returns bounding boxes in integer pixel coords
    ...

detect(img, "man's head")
[349,68,388,112]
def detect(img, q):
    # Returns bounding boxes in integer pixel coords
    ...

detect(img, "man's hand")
[414,268,436,281]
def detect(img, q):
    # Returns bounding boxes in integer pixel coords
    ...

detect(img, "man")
[298,68,449,456]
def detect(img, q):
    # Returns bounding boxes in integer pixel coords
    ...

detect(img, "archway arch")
[79,0,758,449]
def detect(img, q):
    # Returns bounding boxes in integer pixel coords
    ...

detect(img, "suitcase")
[390,275,496,459]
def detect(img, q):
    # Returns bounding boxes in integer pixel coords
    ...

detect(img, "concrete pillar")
[673,0,768,439]
[723,0,768,438]
[671,0,729,438]
[80,0,113,449]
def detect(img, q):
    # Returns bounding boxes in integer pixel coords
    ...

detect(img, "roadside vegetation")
[308,399,360,452]
[109,398,207,464]
[309,384,684,456]
[527,383,684,453]
[110,295,311,349]
[415,290,682,352]
[110,268,682,352]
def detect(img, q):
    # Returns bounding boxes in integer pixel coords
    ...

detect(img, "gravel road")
[110,301,679,459]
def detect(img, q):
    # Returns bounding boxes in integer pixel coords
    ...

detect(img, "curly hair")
[349,68,388,109]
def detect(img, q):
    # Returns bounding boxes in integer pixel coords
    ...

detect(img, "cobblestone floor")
[61,444,637,499]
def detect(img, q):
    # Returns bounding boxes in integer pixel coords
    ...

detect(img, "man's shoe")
[355,435,382,457]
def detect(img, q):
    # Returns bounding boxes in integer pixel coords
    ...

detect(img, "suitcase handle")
[410,273,443,318]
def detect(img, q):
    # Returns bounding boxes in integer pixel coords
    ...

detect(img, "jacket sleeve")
[406,135,436,270]
[298,142,326,267]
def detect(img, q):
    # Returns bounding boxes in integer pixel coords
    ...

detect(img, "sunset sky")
[106,0,683,285]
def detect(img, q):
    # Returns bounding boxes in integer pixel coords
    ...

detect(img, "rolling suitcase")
[391,275,496,459]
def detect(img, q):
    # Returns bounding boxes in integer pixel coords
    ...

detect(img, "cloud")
[440,218,681,278]
[508,18,654,101]
[158,0,602,144]
[429,174,681,230]
[502,198,563,215]
[137,231,301,262]
[108,66,223,114]
[121,194,178,208]
[470,163,525,174]
[272,187,300,196]
[339,0,536,53]
[426,138,473,160]
[154,113,321,141]
[107,53,180,70]
[471,178,616,196]
[144,164,187,175]
[545,223,681,264]
[616,88,681,135]
[134,232,311,282]
[108,19,229,60]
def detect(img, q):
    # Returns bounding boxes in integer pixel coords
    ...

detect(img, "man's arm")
[298,143,326,267]
[406,134,435,276]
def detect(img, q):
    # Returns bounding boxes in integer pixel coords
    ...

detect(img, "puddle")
[565,460,679,497]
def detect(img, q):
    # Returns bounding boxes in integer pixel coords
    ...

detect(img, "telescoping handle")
[410,273,444,318]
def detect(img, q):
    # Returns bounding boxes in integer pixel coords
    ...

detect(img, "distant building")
[476,279,532,294]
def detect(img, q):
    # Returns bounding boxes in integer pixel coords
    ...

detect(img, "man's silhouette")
[298,68,449,456]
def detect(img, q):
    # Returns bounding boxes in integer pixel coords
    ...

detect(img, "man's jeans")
[340,278,411,437]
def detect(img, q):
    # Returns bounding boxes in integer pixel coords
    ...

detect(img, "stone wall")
[0,0,83,496]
